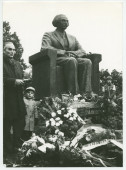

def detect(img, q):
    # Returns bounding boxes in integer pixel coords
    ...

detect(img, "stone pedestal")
[71,101,101,123]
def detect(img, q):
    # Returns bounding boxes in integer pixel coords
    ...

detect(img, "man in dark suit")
[41,14,92,95]
[3,41,26,153]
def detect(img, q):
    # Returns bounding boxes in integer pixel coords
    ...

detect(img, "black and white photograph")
[1,0,125,168]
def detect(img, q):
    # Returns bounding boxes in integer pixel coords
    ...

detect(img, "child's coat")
[24,98,38,131]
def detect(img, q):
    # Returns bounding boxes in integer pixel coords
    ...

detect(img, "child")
[23,87,38,140]
[103,76,116,100]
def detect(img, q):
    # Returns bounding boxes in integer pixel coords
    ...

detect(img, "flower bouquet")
[17,95,122,167]
[35,96,85,140]
[19,132,121,167]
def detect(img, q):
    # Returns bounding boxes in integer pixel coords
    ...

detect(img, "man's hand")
[15,79,24,86]
[23,79,32,83]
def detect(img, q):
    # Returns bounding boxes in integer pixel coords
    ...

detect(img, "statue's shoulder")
[66,32,76,40]
[43,31,54,36]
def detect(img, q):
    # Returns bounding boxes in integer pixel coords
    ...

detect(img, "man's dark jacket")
[3,55,26,120]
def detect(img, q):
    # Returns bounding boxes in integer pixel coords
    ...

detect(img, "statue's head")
[3,41,16,59]
[52,14,69,30]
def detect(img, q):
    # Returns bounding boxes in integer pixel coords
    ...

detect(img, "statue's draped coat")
[41,30,92,94]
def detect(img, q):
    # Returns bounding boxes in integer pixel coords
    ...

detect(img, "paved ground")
[3,152,20,167]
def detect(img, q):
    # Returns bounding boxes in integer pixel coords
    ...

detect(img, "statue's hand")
[66,51,76,58]
[57,50,66,55]
[86,52,92,56]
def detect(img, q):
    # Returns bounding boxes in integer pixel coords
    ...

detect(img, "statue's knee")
[85,59,92,66]
[68,57,77,64]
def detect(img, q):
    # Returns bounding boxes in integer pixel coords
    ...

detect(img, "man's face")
[4,43,16,58]
[57,17,69,30]
[107,79,112,85]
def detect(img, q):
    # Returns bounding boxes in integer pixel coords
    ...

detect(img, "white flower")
[51,121,56,126]
[55,129,60,134]
[58,131,64,137]
[61,108,65,111]
[74,95,78,98]
[68,108,77,114]
[59,120,63,125]
[74,97,78,101]
[26,149,31,157]
[69,117,74,121]
[111,101,117,107]
[72,109,77,114]
[32,133,36,137]
[64,114,67,117]
[57,110,62,115]
[74,114,77,118]
[48,135,57,143]
[37,136,45,144]
[51,112,56,117]
[77,94,82,98]
[73,116,77,120]
[46,121,50,127]
[56,122,60,126]
[45,143,55,150]
[81,99,85,102]
[55,117,61,121]
[85,134,92,141]
[59,146,65,151]
[18,148,22,152]
[38,145,46,153]
[64,114,69,118]
[22,142,28,146]
[50,118,55,122]
[67,112,71,117]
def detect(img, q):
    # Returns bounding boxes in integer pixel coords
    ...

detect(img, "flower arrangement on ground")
[17,94,122,167]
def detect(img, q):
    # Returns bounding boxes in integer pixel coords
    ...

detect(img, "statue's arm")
[67,37,87,58]
[41,32,66,56]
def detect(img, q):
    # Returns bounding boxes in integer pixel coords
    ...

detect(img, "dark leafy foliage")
[97,69,122,130]
[99,69,122,96]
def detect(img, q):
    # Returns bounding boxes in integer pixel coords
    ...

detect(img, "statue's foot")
[82,91,98,102]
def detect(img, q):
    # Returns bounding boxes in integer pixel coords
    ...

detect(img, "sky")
[2,0,123,72]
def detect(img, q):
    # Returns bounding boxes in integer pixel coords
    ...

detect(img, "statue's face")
[57,17,69,30]
[4,43,16,58]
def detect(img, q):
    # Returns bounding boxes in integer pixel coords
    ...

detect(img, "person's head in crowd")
[106,76,112,85]
[52,14,69,31]
[3,41,16,59]
[25,87,35,99]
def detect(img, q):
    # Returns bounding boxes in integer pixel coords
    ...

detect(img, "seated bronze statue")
[29,14,102,98]
[41,14,93,95]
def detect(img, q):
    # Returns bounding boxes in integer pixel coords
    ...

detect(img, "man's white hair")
[3,41,15,49]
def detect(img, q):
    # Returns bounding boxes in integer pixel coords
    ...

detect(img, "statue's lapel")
[66,34,72,50]
[53,30,64,49]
